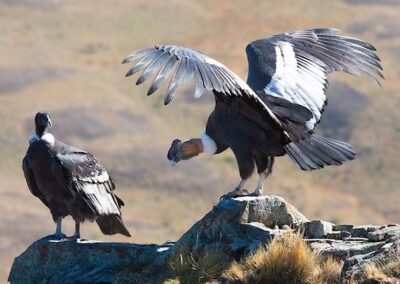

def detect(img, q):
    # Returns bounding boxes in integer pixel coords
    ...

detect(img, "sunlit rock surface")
[8,195,400,283]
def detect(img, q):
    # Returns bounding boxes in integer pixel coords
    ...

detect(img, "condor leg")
[54,217,63,237]
[220,178,250,200]
[220,149,254,199]
[249,156,274,196]
[72,222,81,239]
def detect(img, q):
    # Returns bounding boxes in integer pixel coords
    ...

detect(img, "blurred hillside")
[1,0,399,282]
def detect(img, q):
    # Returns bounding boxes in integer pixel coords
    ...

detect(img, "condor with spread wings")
[123,28,383,198]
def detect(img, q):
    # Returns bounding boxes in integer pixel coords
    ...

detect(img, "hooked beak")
[167,139,182,167]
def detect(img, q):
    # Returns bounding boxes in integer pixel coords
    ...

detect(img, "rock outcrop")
[8,195,400,283]
[8,239,167,283]
[173,196,308,257]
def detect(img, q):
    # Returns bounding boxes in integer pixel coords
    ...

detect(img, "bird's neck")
[35,126,48,137]
[32,126,55,145]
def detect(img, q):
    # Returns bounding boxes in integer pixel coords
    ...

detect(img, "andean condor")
[122,28,383,199]
[23,112,131,238]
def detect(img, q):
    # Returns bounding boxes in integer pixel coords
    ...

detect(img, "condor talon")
[220,188,250,200]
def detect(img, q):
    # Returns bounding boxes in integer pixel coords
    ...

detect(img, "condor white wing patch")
[265,42,328,129]
[247,28,383,131]
[52,152,121,216]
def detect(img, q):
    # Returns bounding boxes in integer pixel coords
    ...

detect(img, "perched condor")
[23,112,131,238]
[123,28,383,199]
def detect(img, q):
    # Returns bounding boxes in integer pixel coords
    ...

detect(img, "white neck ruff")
[201,132,217,155]
[29,133,55,145]
[41,133,55,145]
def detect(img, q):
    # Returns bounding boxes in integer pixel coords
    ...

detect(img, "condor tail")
[96,214,131,237]
[284,135,356,171]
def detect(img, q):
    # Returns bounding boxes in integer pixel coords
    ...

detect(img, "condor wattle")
[123,28,383,199]
[23,112,131,238]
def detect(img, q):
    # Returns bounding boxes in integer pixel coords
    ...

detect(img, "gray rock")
[342,239,400,279]
[173,195,306,257]
[8,236,168,283]
[308,239,386,260]
[325,230,352,240]
[238,195,309,229]
[10,195,307,283]
[8,195,400,283]
[302,220,333,238]
[333,224,354,233]
[367,231,385,242]
[367,225,400,242]
[351,225,381,238]
[343,237,369,242]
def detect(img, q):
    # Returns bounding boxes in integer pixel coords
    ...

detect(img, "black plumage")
[23,112,131,238]
[123,28,383,198]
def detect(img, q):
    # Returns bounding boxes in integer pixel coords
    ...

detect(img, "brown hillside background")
[1,0,399,281]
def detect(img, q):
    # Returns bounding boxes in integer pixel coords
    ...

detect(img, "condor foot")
[247,188,264,197]
[44,233,66,240]
[220,188,249,200]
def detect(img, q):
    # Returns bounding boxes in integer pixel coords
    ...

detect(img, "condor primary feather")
[123,28,383,198]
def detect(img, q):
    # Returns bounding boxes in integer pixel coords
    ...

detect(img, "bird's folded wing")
[22,156,49,206]
[122,45,283,129]
[51,152,122,216]
[246,28,383,130]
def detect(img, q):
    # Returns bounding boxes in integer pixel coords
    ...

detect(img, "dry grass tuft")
[221,260,246,282]
[363,263,392,283]
[361,253,400,284]
[168,246,230,284]
[248,233,318,284]
[381,253,400,279]
[318,256,343,284]
[163,279,181,284]
[166,236,400,284]
[243,245,269,271]
[223,233,325,284]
